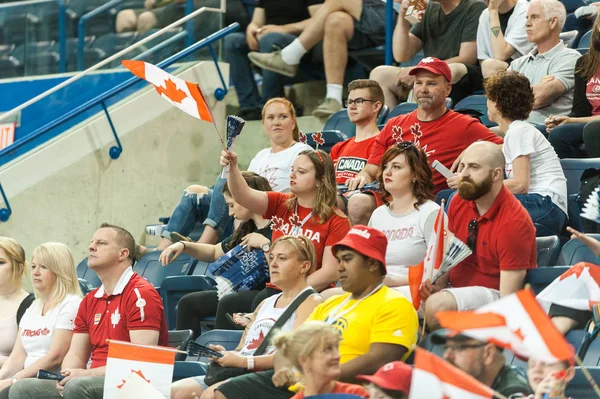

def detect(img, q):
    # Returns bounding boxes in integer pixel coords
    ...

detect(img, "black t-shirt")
[499,7,514,35]
[257,0,323,26]
[411,0,486,60]
[220,224,273,253]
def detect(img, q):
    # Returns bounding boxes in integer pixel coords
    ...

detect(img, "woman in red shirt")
[273,321,368,399]
[221,148,350,293]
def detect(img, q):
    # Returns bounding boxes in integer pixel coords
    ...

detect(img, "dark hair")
[348,79,385,116]
[577,17,600,80]
[286,150,346,223]
[223,171,272,247]
[99,223,135,261]
[483,71,534,121]
[378,142,435,207]
[262,97,300,141]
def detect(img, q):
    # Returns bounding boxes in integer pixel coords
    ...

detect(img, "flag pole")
[575,355,600,398]
[196,84,227,151]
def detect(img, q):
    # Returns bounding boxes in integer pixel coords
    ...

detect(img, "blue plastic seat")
[566,367,600,397]
[583,337,600,367]
[323,109,355,138]
[2,13,39,45]
[76,257,102,289]
[536,235,561,267]
[560,158,600,198]
[525,266,569,294]
[160,275,215,330]
[385,102,418,121]
[566,329,586,357]
[556,234,600,265]
[305,130,349,153]
[92,32,139,68]
[560,30,579,48]
[454,95,496,128]
[376,104,389,125]
[136,28,185,64]
[0,44,15,58]
[11,41,55,64]
[0,57,22,79]
[136,251,197,289]
[194,329,243,351]
[579,29,592,50]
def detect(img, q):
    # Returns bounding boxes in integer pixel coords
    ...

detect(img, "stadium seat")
[386,103,418,121]
[195,329,242,352]
[559,158,600,198]
[535,235,561,267]
[76,257,102,288]
[525,266,569,294]
[348,45,385,72]
[583,336,600,367]
[136,28,185,65]
[92,32,139,68]
[23,52,60,75]
[305,130,349,153]
[556,234,600,265]
[559,30,579,48]
[160,275,216,330]
[168,329,193,361]
[2,12,39,45]
[377,104,389,125]
[579,30,592,50]
[136,251,197,289]
[418,334,446,359]
[566,367,599,397]
[454,95,496,128]
[0,44,14,58]
[173,361,207,382]
[11,41,55,64]
[323,109,355,138]
[78,278,94,295]
[0,57,22,79]
[566,329,586,357]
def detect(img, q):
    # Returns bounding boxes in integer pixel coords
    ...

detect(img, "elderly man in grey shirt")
[507,0,580,126]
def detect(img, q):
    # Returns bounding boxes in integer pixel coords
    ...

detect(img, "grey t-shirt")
[492,365,533,397]
[509,41,581,124]
[411,0,486,60]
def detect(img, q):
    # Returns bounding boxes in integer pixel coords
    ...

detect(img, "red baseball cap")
[332,225,387,270]
[409,57,452,82]
[357,361,413,393]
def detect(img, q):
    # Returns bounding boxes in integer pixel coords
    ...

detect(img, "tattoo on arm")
[491,26,501,38]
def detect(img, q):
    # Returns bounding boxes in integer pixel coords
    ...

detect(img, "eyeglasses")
[445,342,487,352]
[467,218,478,252]
[345,98,377,107]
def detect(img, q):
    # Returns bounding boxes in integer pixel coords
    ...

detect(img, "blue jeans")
[548,123,588,158]
[514,193,567,237]
[224,31,324,110]
[163,175,233,241]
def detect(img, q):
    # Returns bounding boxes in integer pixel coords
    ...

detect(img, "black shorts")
[449,63,484,105]
[216,370,294,399]
[548,303,592,330]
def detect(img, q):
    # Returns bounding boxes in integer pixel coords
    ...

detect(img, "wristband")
[180,241,186,250]
[247,356,255,370]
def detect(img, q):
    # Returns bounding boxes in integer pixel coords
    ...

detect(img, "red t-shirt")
[74,268,169,368]
[330,135,379,185]
[291,381,370,399]
[447,186,537,289]
[368,110,503,193]
[264,191,351,288]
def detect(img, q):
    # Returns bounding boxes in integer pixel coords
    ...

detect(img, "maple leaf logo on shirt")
[271,216,286,232]
[299,131,307,144]
[391,126,404,143]
[247,329,266,350]
[312,131,325,147]
[410,123,423,139]
[289,213,301,227]
[155,78,187,104]
[260,166,279,190]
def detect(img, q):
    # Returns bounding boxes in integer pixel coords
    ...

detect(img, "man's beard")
[416,97,434,109]
[457,173,493,200]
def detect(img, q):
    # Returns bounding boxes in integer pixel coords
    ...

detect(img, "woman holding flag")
[170,235,323,399]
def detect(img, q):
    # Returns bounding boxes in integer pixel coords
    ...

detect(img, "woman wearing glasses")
[368,142,442,301]
[484,71,568,237]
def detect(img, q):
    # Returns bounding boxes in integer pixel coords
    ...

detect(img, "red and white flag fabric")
[103,339,178,399]
[436,289,574,363]
[408,200,445,309]
[537,262,600,311]
[409,348,495,399]
[122,60,214,123]
[0,123,15,150]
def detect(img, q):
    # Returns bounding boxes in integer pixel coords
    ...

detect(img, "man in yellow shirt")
[214,225,419,399]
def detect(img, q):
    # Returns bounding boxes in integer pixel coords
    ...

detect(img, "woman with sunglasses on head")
[484,71,568,237]
[367,142,442,301]
[220,148,351,294]
[170,236,323,399]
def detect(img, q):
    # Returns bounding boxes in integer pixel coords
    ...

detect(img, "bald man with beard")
[421,142,537,330]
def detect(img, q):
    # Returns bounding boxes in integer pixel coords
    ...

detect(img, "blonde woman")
[0,242,82,397]
[273,321,368,399]
[0,238,34,368]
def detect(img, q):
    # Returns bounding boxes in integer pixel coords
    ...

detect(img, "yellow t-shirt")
[306,286,418,364]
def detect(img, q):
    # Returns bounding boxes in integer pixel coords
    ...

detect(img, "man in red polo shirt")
[420,142,536,330]
[345,58,503,224]
[10,223,169,399]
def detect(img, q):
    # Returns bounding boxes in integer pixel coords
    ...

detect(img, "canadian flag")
[409,348,495,399]
[122,60,214,123]
[436,289,575,363]
[537,262,600,311]
[103,340,178,399]
[408,200,445,309]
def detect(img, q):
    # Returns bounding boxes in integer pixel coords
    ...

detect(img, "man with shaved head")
[421,142,537,330]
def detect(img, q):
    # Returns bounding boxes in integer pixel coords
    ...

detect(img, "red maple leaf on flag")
[155,78,187,104]
[271,216,285,232]
[289,213,301,227]
[411,123,423,139]
[299,131,307,144]
[312,132,325,146]
[247,330,266,350]
[512,328,525,341]
[117,369,151,389]
[391,126,404,143]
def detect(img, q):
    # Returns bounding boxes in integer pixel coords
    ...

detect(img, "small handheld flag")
[581,185,600,224]
[221,115,246,178]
